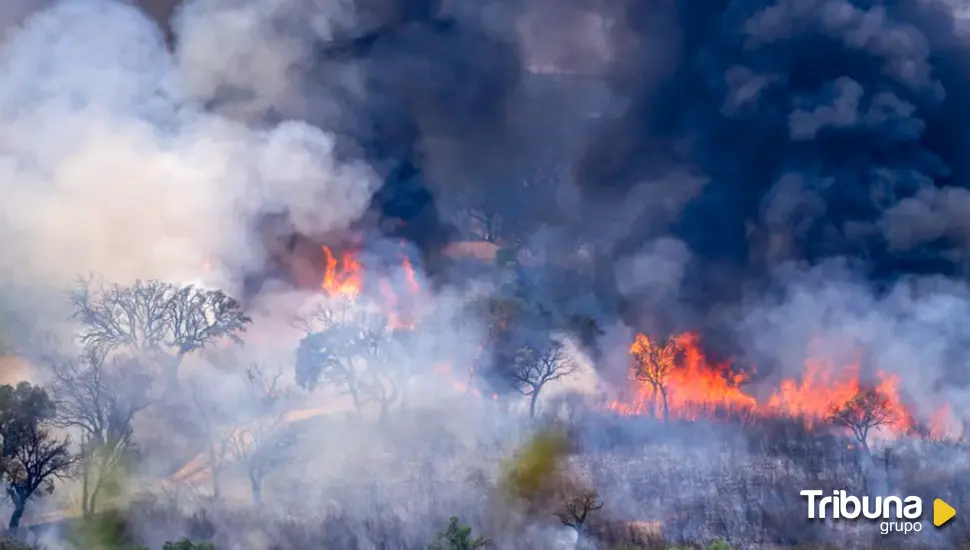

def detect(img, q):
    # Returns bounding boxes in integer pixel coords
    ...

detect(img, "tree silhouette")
[555,488,604,550]
[295,304,411,421]
[0,383,77,529]
[830,386,896,455]
[629,334,681,422]
[50,351,153,516]
[509,339,577,418]
[70,278,251,390]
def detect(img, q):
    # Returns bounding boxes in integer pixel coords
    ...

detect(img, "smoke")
[7,0,970,546]
[544,0,970,413]
[737,261,970,424]
[578,0,970,286]
[0,0,51,41]
[0,0,379,295]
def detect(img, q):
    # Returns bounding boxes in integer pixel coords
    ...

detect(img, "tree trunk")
[164,352,186,393]
[572,525,585,550]
[8,498,25,530]
[81,459,92,517]
[378,398,391,423]
[659,386,669,423]
[529,390,540,418]
[250,474,262,507]
[349,387,366,419]
[209,447,222,499]
[484,213,498,242]
[88,475,104,516]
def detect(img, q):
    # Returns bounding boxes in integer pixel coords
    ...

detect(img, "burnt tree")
[555,488,604,550]
[188,381,234,500]
[227,366,299,507]
[629,334,681,422]
[509,339,578,418]
[830,386,897,456]
[50,351,152,516]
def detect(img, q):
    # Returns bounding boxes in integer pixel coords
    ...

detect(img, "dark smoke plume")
[578,0,970,327]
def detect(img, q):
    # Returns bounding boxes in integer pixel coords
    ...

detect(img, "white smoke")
[739,263,970,433]
[0,0,377,291]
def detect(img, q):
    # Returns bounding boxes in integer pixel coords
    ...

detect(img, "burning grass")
[609,332,949,442]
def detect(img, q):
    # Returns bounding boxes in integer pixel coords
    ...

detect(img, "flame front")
[319,245,426,331]
[612,333,755,418]
[321,246,363,297]
[611,332,936,438]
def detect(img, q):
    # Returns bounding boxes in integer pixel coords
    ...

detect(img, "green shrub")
[69,510,133,550]
[499,427,571,503]
[428,517,487,550]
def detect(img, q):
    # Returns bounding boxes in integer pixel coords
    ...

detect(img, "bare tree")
[830,386,897,456]
[188,382,234,500]
[439,179,510,243]
[0,383,78,530]
[227,365,300,507]
[510,339,577,418]
[463,296,530,394]
[50,351,153,516]
[629,334,680,423]
[295,304,411,421]
[555,488,604,550]
[70,278,252,390]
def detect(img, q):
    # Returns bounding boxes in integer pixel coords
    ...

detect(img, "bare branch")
[48,351,152,515]
[830,386,897,453]
[70,278,252,388]
[294,306,412,420]
[628,334,681,422]
[223,366,301,506]
[555,488,604,531]
[509,339,578,417]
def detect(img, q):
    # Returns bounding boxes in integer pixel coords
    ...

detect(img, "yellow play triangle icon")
[934,498,956,527]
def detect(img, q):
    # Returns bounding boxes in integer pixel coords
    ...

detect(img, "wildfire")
[402,257,419,293]
[316,246,498,397]
[318,244,425,330]
[434,362,498,400]
[321,246,363,297]
[611,333,756,419]
[611,332,942,438]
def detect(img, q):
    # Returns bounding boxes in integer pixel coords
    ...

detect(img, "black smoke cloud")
[118,0,970,316]
[574,0,970,316]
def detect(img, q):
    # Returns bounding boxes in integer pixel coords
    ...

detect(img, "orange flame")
[321,246,363,298]
[402,257,420,293]
[433,361,497,400]
[612,333,755,418]
[611,332,942,438]
[319,245,424,330]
